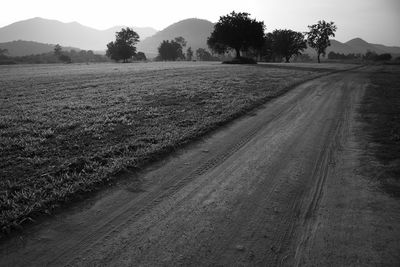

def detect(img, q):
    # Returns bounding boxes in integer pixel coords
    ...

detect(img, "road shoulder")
[294,67,400,266]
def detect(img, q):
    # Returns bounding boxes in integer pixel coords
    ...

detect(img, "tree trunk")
[285,56,290,63]
[317,53,320,63]
[235,48,241,59]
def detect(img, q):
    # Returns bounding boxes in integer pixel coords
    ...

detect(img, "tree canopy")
[196,48,214,61]
[54,44,62,57]
[207,11,265,59]
[307,20,337,63]
[268,29,307,62]
[186,47,193,61]
[157,37,186,61]
[53,44,71,63]
[106,27,140,63]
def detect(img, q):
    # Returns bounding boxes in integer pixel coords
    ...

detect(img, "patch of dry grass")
[359,65,400,197]
[0,62,334,235]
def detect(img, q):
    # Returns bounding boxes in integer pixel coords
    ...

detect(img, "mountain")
[345,38,386,54]
[0,17,157,51]
[0,40,81,57]
[305,37,400,57]
[3,17,399,59]
[137,18,214,58]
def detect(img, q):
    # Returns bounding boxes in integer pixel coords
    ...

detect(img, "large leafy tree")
[106,27,139,63]
[269,29,307,62]
[157,39,185,61]
[307,20,337,63]
[207,11,265,59]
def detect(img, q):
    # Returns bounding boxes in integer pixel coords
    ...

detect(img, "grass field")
[359,65,400,197]
[0,62,352,235]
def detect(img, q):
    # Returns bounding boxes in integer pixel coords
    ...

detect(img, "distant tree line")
[328,51,393,62]
[154,36,219,61]
[101,13,338,63]
[327,52,361,60]
[363,51,392,61]
[0,46,108,65]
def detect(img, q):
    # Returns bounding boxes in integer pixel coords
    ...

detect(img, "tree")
[196,48,214,61]
[269,29,307,62]
[0,48,8,56]
[59,54,72,63]
[307,20,337,63]
[158,39,184,61]
[54,44,62,57]
[375,53,392,61]
[186,47,193,61]
[260,33,274,61]
[135,52,147,61]
[207,11,265,59]
[53,44,71,63]
[106,27,140,63]
[174,36,187,48]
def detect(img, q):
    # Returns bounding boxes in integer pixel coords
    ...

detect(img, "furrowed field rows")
[0,62,346,234]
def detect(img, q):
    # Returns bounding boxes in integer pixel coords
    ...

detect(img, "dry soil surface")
[0,66,399,266]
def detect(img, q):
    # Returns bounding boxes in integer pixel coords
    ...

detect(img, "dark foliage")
[106,28,140,63]
[157,38,185,61]
[195,48,219,61]
[0,50,108,65]
[376,53,392,61]
[186,47,193,61]
[54,44,62,57]
[174,36,187,48]
[0,48,8,56]
[307,20,337,63]
[207,11,265,59]
[134,52,147,61]
[328,52,361,60]
[54,44,71,63]
[59,54,72,63]
[267,30,307,62]
[363,51,392,61]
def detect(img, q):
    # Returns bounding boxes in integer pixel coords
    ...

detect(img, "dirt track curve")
[1,66,383,266]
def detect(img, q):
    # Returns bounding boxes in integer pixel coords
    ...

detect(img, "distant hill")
[0,40,80,57]
[305,37,400,57]
[345,38,386,54]
[3,17,400,59]
[0,17,157,51]
[137,18,214,58]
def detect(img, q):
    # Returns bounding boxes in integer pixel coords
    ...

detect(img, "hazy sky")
[2,0,400,46]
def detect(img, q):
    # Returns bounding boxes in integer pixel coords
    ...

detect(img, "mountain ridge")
[0,17,157,51]
[0,40,82,57]
[1,17,399,58]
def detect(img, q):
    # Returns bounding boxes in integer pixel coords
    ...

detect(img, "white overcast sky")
[2,0,400,46]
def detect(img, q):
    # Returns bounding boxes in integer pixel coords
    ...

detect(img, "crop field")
[0,62,352,234]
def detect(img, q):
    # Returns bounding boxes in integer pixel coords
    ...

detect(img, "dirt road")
[1,66,398,266]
